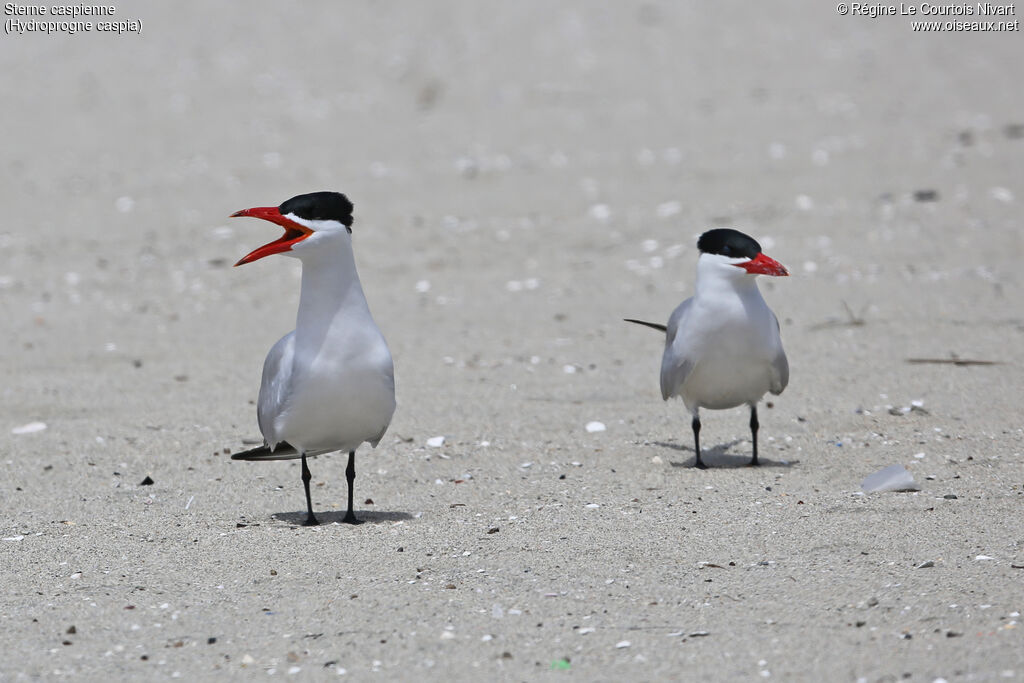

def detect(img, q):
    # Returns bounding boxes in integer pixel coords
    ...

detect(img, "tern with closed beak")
[626,228,789,469]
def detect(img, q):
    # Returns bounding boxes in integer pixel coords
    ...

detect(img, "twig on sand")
[906,356,998,367]
[810,300,866,331]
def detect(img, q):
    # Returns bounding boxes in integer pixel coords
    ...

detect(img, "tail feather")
[231,441,301,461]
[623,318,667,333]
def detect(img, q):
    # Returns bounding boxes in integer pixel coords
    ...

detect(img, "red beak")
[230,206,313,266]
[735,252,789,276]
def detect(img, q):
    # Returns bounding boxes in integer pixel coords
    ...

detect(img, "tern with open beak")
[229,191,395,525]
[626,228,789,469]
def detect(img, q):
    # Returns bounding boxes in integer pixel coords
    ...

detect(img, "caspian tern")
[228,191,396,526]
[626,228,789,469]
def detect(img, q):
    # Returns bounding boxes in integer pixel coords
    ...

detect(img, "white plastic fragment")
[426,436,445,448]
[12,422,47,435]
[861,465,920,493]
[615,640,631,648]
[585,421,606,433]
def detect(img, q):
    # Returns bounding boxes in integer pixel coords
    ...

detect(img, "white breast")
[277,330,395,454]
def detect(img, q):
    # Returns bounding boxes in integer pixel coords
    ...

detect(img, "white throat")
[694,254,760,300]
[293,232,372,361]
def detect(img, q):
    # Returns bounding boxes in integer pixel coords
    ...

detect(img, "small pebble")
[589,204,611,222]
[585,421,606,433]
[991,187,1014,203]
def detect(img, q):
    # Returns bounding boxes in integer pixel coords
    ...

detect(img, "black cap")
[279,192,354,230]
[697,228,761,259]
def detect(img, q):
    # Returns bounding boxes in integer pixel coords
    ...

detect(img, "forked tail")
[623,318,667,333]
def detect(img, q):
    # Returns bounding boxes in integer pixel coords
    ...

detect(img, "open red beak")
[231,206,313,266]
[735,252,789,276]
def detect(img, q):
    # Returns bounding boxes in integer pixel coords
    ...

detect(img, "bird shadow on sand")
[654,440,797,469]
[272,509,415,526]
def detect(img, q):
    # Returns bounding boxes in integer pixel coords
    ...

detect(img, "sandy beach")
[2,2,1023,680]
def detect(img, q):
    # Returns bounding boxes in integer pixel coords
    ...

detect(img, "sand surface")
[3,2,1023,680]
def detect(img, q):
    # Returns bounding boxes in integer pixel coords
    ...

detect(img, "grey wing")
[769,313,789,395]
[659,298,694,400]
[369,351,397,448]
[257,331,295,446]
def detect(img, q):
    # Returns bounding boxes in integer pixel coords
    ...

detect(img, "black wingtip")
[623,318,668,333]
[230,446,270,461]
[230,441,299,461]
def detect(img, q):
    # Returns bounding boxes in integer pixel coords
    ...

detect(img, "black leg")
[342,451,362,525]
[301,453,319,526]
[692,414,707,469]
[749,404,760,467]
